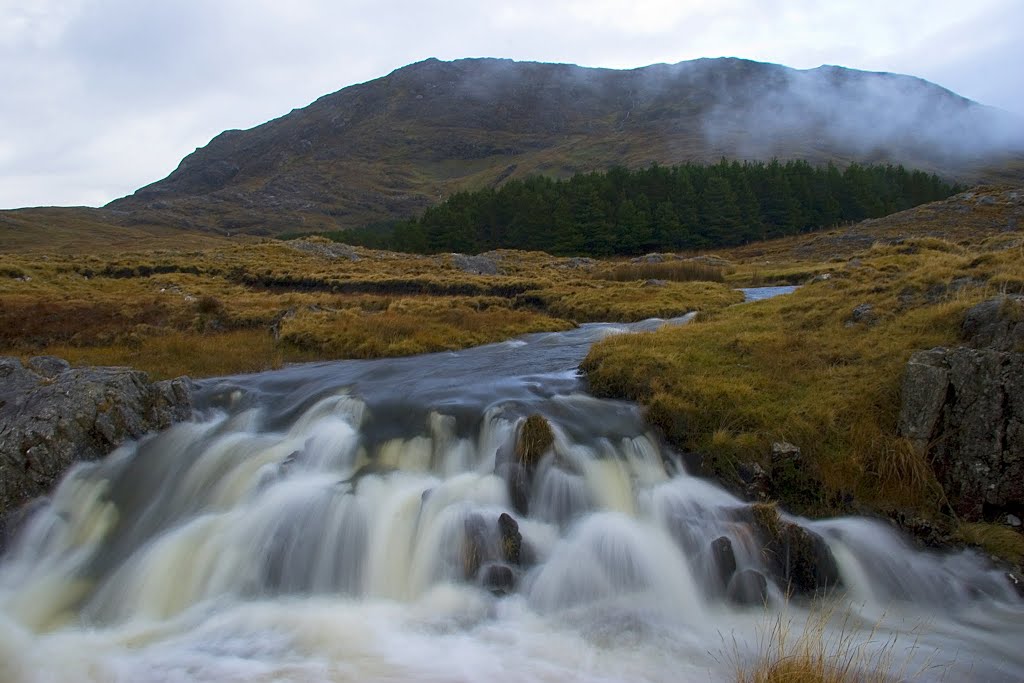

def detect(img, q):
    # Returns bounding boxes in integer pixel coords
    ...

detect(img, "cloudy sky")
[2,0,1022,209]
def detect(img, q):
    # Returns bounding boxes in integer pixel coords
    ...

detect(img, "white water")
[1,310,1022,682]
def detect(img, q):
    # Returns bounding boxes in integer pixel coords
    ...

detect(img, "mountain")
[5,57,1020,243]
[102,57,1024,235]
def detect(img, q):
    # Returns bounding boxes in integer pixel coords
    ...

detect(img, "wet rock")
[751,505,841,596]
[726,569,769,606]
[505,461,531,516]
[498,512,522,565]
[0,357,194,515]
[462,514,489,579]
[480,563,515,595]
[710,536,737,589]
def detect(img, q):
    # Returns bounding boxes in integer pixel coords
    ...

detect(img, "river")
[0,287,1021,682]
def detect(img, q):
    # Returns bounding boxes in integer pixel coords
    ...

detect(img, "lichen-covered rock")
[898,345,1024,520]
[961,295,1024,351]
[0,357,194,515]
[450,253,499,275]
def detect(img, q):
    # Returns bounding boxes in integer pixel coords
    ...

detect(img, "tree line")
[311,160,960,256]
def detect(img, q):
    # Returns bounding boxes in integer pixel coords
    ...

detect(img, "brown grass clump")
[515,414,555,468]
[955,523,1024,565]
[734,608,928,683]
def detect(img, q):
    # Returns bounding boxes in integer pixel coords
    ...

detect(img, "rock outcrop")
[898,297,1024,521]
[0,357,194,515]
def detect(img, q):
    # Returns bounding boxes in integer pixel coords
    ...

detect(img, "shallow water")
[1,293,1021,682]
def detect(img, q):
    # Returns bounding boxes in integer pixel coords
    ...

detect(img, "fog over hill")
[96,57,1024,234]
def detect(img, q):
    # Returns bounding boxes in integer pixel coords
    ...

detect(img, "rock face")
[0,357,194,515]
[898,297,1024,521]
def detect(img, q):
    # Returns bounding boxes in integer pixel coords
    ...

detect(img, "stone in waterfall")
[709,536,738,590]
[462,514,489,580]
[480,564,516,595]
[498,512,522,565]
[726,569,769,606]
[750,503,842,597]
[501,414,555,515]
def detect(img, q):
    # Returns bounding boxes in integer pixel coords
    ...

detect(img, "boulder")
[0,357,194,515]
[961,295,1024,351]
[898,345,1024,520]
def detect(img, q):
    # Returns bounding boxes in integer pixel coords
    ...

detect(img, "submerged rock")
[480,563,516,595]
[726,569,769,606]
[0,357,194,515]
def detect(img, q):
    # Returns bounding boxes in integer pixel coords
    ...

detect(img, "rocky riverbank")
[0,357,193,523]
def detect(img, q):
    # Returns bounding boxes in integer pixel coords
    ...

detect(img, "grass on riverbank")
[0,240,740,379]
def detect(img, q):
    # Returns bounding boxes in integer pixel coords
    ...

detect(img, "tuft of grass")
[732,606,935,683]
[955,522,1024,565]
[516,414,555,468]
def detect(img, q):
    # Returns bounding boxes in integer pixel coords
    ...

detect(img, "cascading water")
[1,305,1022,682]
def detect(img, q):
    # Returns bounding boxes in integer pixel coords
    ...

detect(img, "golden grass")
[955,523,1024,565]
[734,607,931,683]
[593,259,726,283]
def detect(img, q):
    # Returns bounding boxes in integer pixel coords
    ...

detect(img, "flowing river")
[1,288,1022,682]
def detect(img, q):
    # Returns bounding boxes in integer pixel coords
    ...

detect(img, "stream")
[0,287,1021,682]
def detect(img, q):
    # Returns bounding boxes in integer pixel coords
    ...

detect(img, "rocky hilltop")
[104,57,1024,235]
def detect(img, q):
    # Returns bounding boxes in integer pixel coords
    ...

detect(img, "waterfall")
[1,314,1022,682]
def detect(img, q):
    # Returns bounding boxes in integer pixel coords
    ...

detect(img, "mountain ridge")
[8,57,1024,240]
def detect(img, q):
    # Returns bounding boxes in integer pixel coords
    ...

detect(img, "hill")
[103,57,1024,235]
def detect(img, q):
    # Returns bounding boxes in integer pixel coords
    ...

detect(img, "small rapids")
[1,305,1022,682]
